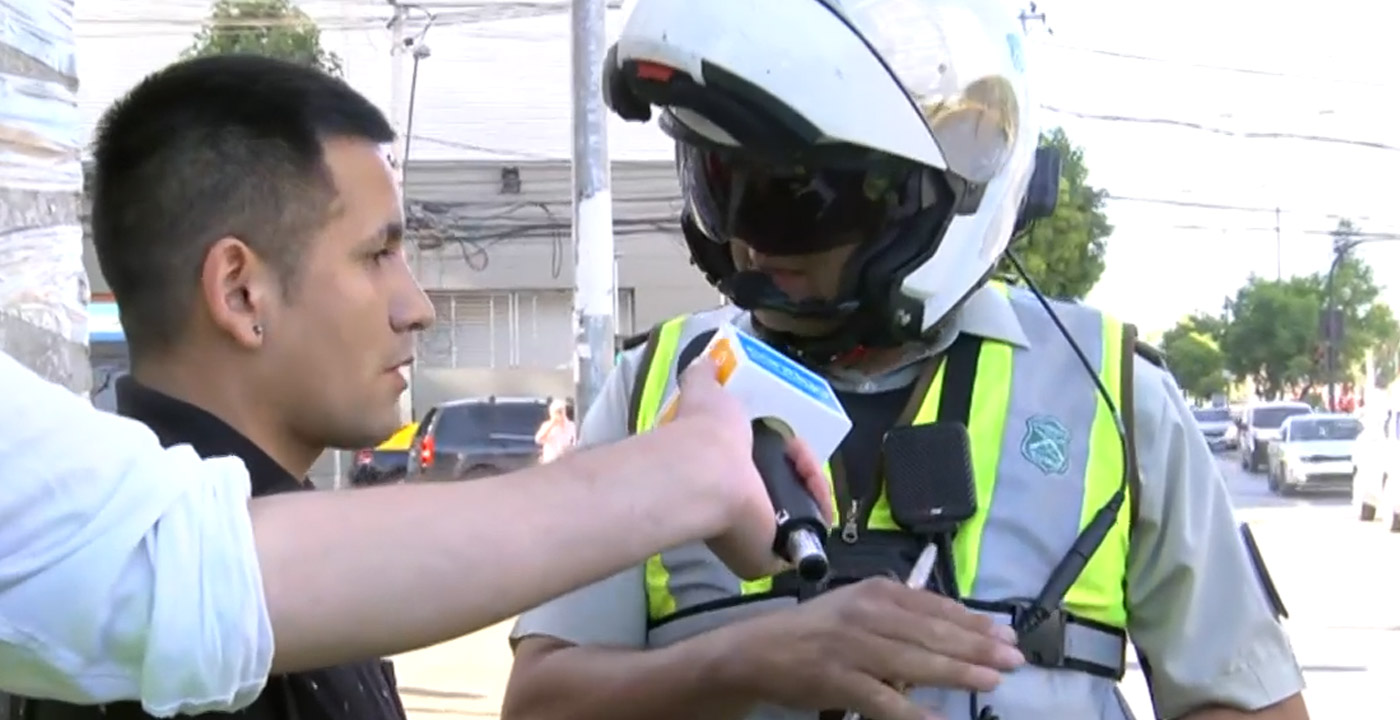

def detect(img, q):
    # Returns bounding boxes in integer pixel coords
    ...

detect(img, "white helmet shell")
[615,0,1040,332]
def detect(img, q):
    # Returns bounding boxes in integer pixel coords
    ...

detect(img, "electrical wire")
[1041,106,1400,153]
[105,2,1396,264]
[402,190,1395,234]
[1039,41,1400,91]
[78,5,1399,151]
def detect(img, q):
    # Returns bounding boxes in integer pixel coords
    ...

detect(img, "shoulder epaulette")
[1134,339,1168,370]
[616,329,651,353]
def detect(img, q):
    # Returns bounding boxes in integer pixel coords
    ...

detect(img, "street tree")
[183,0,343,76]
[1219,276,1319,400]
[1161,321,1228,402]
[1374,336,1400,390]
[998,127,1113,300]
[1219,239,1397,399]
[1183,310,1228,345]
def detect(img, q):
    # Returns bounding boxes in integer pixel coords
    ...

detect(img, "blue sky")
[1029,0,1399,334]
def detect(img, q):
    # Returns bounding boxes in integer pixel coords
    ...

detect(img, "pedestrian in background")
[536,398,577,463]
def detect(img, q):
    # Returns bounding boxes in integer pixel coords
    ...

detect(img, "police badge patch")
[1021,414,1071,475]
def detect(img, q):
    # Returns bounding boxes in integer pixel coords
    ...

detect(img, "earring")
[252,323,263,337]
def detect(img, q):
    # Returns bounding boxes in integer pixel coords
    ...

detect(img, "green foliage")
[1374,336,1400,389]
[183,0,342,76]
[1186,219,1399,401]
[1218,275,1321,400]
[997,127,1113,300]
[1183,311,1228,345]
[1161,321,1228,402]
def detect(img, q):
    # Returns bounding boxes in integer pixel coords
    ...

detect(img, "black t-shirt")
[15,379,407,720]
[833,385,918,519]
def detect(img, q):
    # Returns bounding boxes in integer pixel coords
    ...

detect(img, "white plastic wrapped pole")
[570,0,617,419]
[0,0,90,394]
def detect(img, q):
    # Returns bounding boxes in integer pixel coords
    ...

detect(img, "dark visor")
[678,144,931,257]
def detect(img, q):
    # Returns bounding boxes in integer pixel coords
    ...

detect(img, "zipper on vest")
[831,450,883,544]
[841,499,861,543]
[831,453,861,544]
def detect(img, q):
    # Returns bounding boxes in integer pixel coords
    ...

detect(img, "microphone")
[669,325,853,582]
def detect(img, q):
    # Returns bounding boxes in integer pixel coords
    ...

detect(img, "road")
[1114,450,1400,717]
[391,451,1400,718]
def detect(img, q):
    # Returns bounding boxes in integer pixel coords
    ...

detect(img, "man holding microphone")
[0,54,835,718]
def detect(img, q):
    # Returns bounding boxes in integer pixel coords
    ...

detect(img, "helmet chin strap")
[721,270,855,319]
[749,279,975,370]
[719,268,875,366]
[746,315,864,368]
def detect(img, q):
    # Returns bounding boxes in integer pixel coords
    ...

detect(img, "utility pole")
[570,0,617,419]
[387,0,416,426]
[1274,206,1282,280]
[0,0,89,396]
[1018,3,1051,34]
[1324,236,1357,413]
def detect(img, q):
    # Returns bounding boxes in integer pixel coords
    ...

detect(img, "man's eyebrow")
[367,221,405,245]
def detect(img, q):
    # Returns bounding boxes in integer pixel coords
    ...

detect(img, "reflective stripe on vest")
[631,291,1132,629]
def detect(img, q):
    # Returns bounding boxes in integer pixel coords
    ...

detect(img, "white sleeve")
[0,352,274,717]
[1125,356,1305,718]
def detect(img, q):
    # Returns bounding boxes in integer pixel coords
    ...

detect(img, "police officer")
[501,1,1309,719]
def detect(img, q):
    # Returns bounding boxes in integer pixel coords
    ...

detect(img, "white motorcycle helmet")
[605,0,1059,364]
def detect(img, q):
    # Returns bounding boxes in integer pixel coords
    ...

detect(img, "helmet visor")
[678,144,930,257]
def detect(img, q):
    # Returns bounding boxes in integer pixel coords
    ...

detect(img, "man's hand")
[671,358,835,580]
[713,578,1025,720]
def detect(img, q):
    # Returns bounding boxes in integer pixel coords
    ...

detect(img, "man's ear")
[201,236,274,349]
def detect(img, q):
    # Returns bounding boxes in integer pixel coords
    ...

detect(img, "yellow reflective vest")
[627,285,1143,688]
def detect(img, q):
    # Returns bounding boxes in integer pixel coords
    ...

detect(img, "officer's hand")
[672,358,834,580]
[720,577,1024,720]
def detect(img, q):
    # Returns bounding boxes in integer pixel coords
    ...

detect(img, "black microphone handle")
[751,420,831,582]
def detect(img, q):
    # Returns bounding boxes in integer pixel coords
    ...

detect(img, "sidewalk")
[391,621,515,719]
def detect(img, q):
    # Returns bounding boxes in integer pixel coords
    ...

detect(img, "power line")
[1040,42,1399,91]
[1102,194,1390,227]
[1158,225,1400,241]
[405,194,1397,241]
[76,32,1396,152]
[1042,106,1400,153]
[77,0,626,29]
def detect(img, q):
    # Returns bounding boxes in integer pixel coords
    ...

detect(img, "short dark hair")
[90,53,395,359]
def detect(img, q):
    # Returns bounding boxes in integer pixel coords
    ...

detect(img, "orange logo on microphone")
[708,338,738,384]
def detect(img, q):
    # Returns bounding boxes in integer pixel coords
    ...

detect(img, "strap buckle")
[1009,600,1068,668]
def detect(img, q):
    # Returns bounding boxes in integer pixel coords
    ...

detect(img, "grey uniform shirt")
[511,285,1306,718]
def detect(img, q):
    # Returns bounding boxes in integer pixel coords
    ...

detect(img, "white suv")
[1239,401,1314,472]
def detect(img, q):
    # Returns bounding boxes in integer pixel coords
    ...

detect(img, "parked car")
[1264,413,1361,495]
[1239,401,1314,472]
[348,421,419,488]
[1352,409,1400,532]
[409,396,550,482]
[1191,406,1237,451]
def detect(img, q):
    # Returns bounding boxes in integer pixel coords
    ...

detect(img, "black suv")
[348,422,419,488]
[408,397,550,481]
